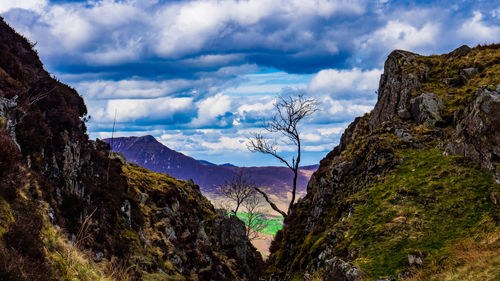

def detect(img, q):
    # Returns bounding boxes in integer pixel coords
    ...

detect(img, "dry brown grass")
[408,232,500,281]
[41,206,134,281]
[104,257,135,281]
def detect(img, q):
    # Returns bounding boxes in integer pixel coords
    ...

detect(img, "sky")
[1,0,499,166]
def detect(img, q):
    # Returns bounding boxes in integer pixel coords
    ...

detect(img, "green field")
[233,212,284,236]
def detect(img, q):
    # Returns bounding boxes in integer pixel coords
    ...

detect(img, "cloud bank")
[2,0,499,166]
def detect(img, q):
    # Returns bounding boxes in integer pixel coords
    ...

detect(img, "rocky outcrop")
[446,45,471,59]
[122,165,263,280]
[213,211,257,276]
[0,95,19,149]
[369,50,421,129]
[446,85,500,181]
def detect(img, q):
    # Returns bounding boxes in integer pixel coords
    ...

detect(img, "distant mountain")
[198,160,237,167]
[198,160,216,165]
[104,135,318,196]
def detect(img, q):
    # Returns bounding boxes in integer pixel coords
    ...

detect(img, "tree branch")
[254,187,287,218]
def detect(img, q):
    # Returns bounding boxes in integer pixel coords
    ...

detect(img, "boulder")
[460,67,478,80]
[408,252,424,266]
[322,257,362,281]
[410,93,445,127]
[443,77,464,87]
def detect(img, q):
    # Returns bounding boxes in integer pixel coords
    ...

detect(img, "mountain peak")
[139,134,158,142]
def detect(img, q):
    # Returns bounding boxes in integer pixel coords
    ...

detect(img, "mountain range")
[104,135,318,197]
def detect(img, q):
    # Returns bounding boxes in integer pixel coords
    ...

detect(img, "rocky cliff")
[0,17,261,281]
[265,45,500,280]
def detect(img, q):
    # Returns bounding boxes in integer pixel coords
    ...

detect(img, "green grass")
[344,149,499,279]
[234,212,284,236]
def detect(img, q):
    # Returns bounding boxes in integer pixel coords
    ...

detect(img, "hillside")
[0,17,261,281]
[104,135,318,198]
[265,45,500,280]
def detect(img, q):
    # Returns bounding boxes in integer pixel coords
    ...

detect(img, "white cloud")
[285,0,365,18]
[318,127,344,136]
[315,97,375,122]
[191,93,232,127]
[459,11,500,43]
[226,84,306,95]
[83,37,143,65]
[153,0,366,58]
[0,0,47,13]
[301,133,321,142]
[303,145,328,152]
[42,6,94,51]
[360,20,439,52]
[308,68,382,98]
[236,99,274,117]
[201,136,248,152]
[83,1,141,27]
[78,79,195,99]
[493,9,500,19]
[183,54,244,67]
[97,96,193,122]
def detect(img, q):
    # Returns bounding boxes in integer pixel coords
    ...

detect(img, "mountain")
[198,159,216,165]
[264,45,500,280]
[0,17,261,280]
[198,160,237,167]
[104,135,318,197]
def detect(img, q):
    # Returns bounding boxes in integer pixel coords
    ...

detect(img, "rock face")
[410,92,445,127]
[369,50,421,129]
[0,17,262,280]
[264,44,500,280]
[446,85,500,180]
[213,211,254,275]
[0,95,19,149]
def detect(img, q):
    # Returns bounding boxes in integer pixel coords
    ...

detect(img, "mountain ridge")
[103,135,318,198]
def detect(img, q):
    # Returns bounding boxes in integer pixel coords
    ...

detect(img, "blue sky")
[2,0,499,166]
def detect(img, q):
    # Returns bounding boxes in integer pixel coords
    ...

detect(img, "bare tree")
[243,190,267,240]
[242,192,267,241]
[248,94,318,217]
[217,171,255,215]
[218,172,268,240]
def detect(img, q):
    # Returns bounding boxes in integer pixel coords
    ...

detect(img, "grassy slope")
[346,148,499,279]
